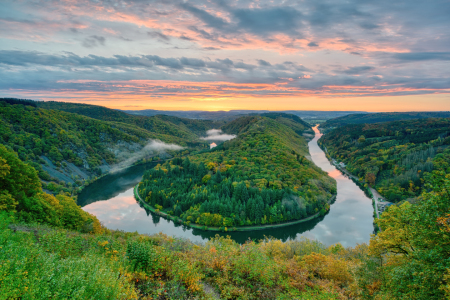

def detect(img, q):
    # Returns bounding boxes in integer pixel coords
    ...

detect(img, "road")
[370,188,382,219]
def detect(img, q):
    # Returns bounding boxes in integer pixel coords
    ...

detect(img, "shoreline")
[133,184,336,232]
[74,159,165,196]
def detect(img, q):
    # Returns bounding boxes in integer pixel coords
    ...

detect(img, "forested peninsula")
[137,114,336,230]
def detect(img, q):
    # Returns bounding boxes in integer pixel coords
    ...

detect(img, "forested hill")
[138,115,336,229]
[0,100,210,195]
[320,111,450,129]
[320,118,450,202]
[221,113,314,141]
[35,100,223,139]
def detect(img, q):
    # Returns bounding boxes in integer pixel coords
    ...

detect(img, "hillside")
[320,111,450,129]
[258,112,315,141]
[137,115,336,229]
[0,100,208,195]
[36,100,222,141]
[319,118,450,202]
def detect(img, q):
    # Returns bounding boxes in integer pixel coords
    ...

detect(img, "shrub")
[126,240,161,273]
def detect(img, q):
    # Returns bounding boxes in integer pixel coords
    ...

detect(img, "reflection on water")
[80,127,374,246]
[78,163,158,207]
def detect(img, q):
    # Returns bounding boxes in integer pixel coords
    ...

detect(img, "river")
[78,126,375,247]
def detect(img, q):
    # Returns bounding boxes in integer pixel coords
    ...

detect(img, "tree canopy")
[138,116,336,228]
[320,118,450,202]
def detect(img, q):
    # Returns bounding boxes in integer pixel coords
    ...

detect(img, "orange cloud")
[7,78,450,112]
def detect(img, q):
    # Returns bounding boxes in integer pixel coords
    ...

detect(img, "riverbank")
[317,128,381,232]
[81,125,374,246]
[72,158,166,197]
[134,184,336,232]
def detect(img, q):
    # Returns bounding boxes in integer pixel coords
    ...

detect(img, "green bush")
[126,240,161,273]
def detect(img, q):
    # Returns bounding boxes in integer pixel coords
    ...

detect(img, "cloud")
[200,129,236,141]
[1,0,450,103]
[82,35,106,48]
[180,3,228,29]
[147,31,170,41]
[0,50,261,73]
[341,66,375,75]
[392,52,450,61]
[257,59,271,66]
[231,7,302,37]
[203,46,220,50]
[110,140,184,173]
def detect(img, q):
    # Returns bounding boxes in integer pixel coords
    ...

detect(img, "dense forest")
[320,111,450,130]
[2,138,450,299]
[0,99,211,195]
[320,118,450,201]
[138,115,336,229]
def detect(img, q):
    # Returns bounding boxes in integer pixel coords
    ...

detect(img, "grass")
[0,211,362,299]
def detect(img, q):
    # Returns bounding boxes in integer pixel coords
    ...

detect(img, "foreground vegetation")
[320,118,450,202]
[138,115,336,229]
[2,122,450,299]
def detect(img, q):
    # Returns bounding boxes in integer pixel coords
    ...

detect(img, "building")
[210,142,217,149]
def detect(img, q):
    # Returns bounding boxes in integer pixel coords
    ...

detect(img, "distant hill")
[35,100,222,139]
[124,108,367,121]
[220,112,313,139]
[320,111,450,129]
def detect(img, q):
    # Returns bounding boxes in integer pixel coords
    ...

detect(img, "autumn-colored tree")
[365,172,376,186]
[369,171,450,299]
[0,144,103,233]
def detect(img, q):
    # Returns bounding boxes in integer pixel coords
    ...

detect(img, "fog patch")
[200,129,236,141]
[110,140,184,173]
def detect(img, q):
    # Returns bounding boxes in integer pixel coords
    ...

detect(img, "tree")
[0,144,102,233]
[365,173,376,186]
[369,171,450,299]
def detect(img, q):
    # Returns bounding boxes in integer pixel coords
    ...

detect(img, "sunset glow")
[1,0,449,111]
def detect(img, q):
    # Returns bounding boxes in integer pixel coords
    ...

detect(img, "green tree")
[369,171,450,299]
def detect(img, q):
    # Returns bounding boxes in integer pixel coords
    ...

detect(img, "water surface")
[79,127,374,246]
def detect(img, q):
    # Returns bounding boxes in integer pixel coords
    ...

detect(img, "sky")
[1,0,449,111]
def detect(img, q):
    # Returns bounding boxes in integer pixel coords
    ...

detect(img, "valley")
[79,125,375,247]
[1,98,450,299]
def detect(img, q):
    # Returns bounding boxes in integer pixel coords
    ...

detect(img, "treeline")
[139,115,336,228]
[320,118,450,201]
[320,111,450,129]
[0,98,37,107]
